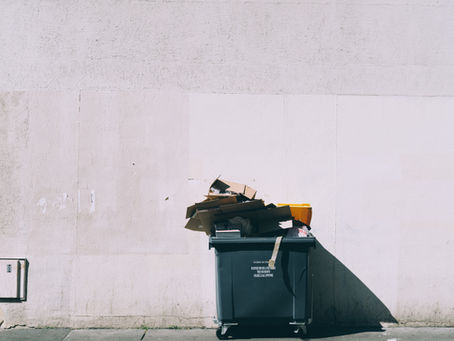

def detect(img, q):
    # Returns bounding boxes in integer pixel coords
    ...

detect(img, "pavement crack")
[61,329,72,341]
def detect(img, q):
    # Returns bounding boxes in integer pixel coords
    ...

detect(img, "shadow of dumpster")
[309,240,397,337]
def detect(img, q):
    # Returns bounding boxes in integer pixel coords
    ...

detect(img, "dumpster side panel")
[292,249,309,322]
[232,249,294,321]
[215,249,234,322]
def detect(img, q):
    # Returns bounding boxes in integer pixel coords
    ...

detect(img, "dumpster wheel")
[216,326,230,340]
[292,325,308,338]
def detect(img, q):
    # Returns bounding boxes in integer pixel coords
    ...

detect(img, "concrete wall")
[1,0,454,328]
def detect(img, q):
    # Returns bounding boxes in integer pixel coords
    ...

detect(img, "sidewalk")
[1,327,454,340]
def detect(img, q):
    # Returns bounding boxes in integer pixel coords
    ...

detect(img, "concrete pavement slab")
[0,327,454,340]
[304,327,454,340]
[386,327,454,341]
[0,328,70,341]
[143,329,216,341]
[63,329,145,341]
[143,327,454,340]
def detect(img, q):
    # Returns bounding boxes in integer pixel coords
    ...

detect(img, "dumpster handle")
[268,236,283,270]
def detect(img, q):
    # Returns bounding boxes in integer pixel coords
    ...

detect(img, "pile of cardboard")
[185,178,304,237]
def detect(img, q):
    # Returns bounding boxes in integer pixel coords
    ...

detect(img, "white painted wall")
[1,0,454,328]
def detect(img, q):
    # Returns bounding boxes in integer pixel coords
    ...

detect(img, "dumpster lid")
[209,236,316,249]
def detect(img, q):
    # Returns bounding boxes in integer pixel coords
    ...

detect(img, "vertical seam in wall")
[76,90,81,253]
[333,94,338,323]
[334,95,338,253]
[282,94,288,200]
[71,89,82,325]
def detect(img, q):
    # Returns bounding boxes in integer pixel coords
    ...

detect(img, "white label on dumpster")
[251,260,274,278]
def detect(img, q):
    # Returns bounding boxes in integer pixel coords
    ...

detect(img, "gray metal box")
[0,259,28,300]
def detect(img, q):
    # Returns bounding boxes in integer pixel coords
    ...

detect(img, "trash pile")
[185,178,313,239]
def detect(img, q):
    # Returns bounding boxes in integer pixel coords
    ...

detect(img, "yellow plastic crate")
[277,203,312,225]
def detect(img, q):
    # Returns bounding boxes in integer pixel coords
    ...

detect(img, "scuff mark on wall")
[60,192,69,210]
[37,197,47,214]
[52,192,70,210]
[89,190,95,214]
[77,189,81,213]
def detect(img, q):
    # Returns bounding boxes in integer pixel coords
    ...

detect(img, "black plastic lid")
[209,236,316,249]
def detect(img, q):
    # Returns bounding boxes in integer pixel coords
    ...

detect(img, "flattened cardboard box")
[206,205,293,235]
[184,200,264,234]
[184,200,292,235]
[208,178,257,200]
[186,196,237,219]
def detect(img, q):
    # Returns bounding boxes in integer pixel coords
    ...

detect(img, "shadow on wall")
[311,240,397,333]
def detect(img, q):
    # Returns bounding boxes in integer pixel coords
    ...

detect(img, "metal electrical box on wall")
[0,259,28,301]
